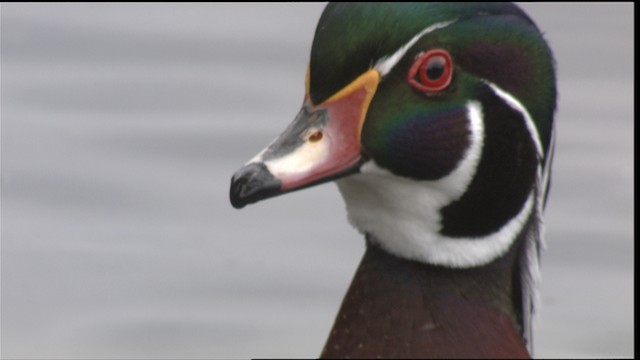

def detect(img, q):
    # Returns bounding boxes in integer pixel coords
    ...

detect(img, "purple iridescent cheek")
[383,107,471,180]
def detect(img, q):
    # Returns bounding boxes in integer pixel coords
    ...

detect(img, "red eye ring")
[407,49,453,93]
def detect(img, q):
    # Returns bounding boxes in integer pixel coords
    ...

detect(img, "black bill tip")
[230,162,282,209]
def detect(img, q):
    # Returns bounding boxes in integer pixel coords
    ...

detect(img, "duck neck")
[321,234,530,359]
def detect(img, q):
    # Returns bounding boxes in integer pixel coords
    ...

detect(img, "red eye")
[407,49,453,93]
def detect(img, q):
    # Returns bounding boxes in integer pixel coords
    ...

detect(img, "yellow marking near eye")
[321,69,380,144]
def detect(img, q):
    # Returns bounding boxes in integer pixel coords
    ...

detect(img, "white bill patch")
[262,136,328,178]
[374,19,457,77]
[335,101,535,268]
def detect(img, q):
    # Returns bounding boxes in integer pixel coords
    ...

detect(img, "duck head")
[230,2,556,268]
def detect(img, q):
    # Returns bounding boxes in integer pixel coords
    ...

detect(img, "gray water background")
[1,3,634,358]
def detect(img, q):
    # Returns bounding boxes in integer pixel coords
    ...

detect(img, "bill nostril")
[309,131,323,143]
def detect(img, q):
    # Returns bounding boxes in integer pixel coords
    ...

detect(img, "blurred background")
[1,3,633,358]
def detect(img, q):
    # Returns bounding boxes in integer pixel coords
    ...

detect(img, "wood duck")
[230,3,556,358]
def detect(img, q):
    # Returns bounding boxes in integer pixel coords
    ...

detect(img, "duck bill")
[230,70,380,209]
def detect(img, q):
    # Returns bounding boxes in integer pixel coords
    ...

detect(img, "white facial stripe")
[485,82,544,158]
[430,101,484,198]
[374,19,457,77]
[336,100,535,268]
[541,127,555,202]
[485,81,549,353]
